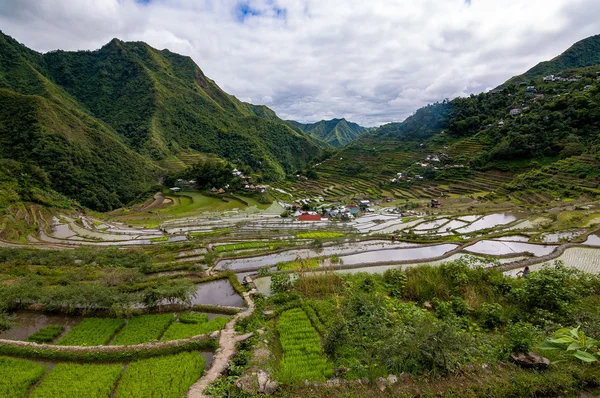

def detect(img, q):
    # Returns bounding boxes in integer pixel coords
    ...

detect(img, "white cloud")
[1,0,599,126]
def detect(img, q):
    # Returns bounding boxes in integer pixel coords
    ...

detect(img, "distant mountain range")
[0,32,331,210]
[287,118,368,147]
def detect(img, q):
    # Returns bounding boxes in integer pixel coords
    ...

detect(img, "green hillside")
[288,118,367,147]
[277,38,600,204]
[506,34,600,85]
[0,32,320,210]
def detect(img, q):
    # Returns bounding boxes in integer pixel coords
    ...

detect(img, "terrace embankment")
[187,290,256,398]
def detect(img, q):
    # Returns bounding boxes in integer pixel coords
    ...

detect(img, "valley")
[1,30,600,398]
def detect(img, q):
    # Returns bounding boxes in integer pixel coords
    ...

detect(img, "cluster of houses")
[543,75,581,82]
[232,168,267,193]
[290,200,374,221]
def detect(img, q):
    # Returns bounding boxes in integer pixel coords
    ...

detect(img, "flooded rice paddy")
[191,280,245,307]
[0,312,81,341]
[465,240,555,256]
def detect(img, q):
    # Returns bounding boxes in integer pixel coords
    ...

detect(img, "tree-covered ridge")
[506,34,600,85]
[0,31,320,210]
[288,118,367,147]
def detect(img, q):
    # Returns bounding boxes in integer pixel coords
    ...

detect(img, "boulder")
[263,310,275,318]
[510,352,551,369]
[387,374,398,385]
[376,376,387,391]
[265,381,279,395]
[257,369,271,393]
[326,378,341,386]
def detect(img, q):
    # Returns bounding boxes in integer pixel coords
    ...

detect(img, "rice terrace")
[2,4,600,398]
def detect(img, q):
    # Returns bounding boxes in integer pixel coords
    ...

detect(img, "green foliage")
[277,308,332,383]
[30,363,122,398]
[26,325,65,343]
[0,356,45,398]
[505,321,540,353]
[110,314,174,345]
[382,268,407,297]
[161,316,229,341]
[178,313,208,324]
[115,352,205,398]
[270,273,292,294]
[510,262,597,321]
[540,326,600,363]
[56,318,125,346]
[478,303,505,330]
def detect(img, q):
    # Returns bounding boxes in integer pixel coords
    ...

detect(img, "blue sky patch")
[234,1,286,23]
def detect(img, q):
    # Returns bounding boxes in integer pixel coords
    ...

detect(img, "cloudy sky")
[1,0,599,126]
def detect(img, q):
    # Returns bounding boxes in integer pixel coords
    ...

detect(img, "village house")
[510,108,521,117]
[232,168,243,177]
[297,214,323,221]
[525,86,536,94]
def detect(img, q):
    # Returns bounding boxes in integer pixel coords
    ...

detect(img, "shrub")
[479,303,505,329]
[383,268,407,297]
[505,321,539,353]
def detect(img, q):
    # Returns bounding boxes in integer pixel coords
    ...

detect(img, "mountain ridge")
[286,118,367,147]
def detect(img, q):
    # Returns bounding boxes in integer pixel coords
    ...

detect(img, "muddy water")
[456,213,522,233]
[202,351,214,370]
[414,219,449,230]
[465,240,555,256]
[215,241,421,271]
[585,234,600,246]
[339,244,458,265]
[192,280,245,307]
[0,312,81,341]
[539,230,584,243]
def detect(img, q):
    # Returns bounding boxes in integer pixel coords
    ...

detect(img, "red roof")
[298,214,321,221]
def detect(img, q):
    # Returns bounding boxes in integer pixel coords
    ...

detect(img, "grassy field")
[111,314,174,345]
[56,318,125,346]
[115,352,205,398]
[0,357,46,398]
[30,363,122,398]
[162,316,229,341]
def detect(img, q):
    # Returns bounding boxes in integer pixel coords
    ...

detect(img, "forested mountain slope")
[0,32,320,210]
[288,118,367,147]
[280,36,600,204]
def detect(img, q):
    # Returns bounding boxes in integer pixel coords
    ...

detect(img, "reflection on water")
[585,234,600,246]
[339,244,458,265]
[456,213,521,233]
[192,280,245,307]
[465,240,555,256]
[0,312,81,341]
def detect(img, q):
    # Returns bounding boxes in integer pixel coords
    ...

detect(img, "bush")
[479,303,505,329]
[505,321,539,353]
[382,268,407,298]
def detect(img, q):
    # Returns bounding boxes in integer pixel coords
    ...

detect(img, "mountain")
[287,118,367,147]
[506,34,600,85]
[280,35,600,204]
[0,32,320,210]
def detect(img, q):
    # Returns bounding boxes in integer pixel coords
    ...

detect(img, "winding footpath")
[187,289,257,398]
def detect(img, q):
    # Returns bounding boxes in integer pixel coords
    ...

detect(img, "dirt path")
[187,290,257,398]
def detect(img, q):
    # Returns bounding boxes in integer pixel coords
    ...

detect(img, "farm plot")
[115,351,205,398]
[0,356,46,398]
[111,314,174,345]
[30,363,122,398]
[532,247,600,274]
[276,308,332,383]
[26,325,65,343]
[56,318,125,346]
[214,241,276,252]
[161,314,229,341]
[296,232,344,239]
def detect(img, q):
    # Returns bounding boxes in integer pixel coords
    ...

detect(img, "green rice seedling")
[276,308,332,383]
[56,318,125,346]
[296,232,344,239]
[29,363,121,398]
[0,356,46,398]
[162,316,229,341]
[111,314,174,345]
[116,352,205,398]
[178,313,209,324]
[26,325,65,343]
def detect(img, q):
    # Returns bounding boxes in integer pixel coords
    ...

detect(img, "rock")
[376,376,387,391]
[334,366,349,377]
[257,328,266,335]
[423,301,433,310]
[264,381,279,395]
[234,375,256,394]
[326,378,341,386]
[361,377,369,384]
[510,352,551,369]
[244,276,254,284]
[399,372,412,383]
[387,374,398,385]
[263,310,274,318]
[257,369,270,393]
[209,331,220,339]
